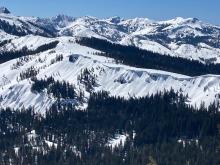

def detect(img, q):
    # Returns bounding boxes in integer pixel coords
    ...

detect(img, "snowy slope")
[0,9,55,37]
[0,36,220,114]
[0,35,56,52]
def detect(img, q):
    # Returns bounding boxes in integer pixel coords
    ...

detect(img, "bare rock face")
[0,7,10,14]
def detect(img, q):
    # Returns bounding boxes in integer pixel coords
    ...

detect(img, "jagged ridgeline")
[77,37,220,76]
[0,90,219,164]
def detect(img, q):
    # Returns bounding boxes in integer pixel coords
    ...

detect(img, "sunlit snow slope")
[0,36,220,113]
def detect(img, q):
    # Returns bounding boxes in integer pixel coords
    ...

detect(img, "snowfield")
[0,36,220,113]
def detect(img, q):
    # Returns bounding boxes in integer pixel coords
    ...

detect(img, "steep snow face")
[0,30,15,40]
[169,43,220,63]
[0,36,220,114]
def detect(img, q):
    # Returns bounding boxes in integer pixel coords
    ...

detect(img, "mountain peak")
[0,7,10,14]
[53,14,75,22]
[107,16,123,24]
[187,17,200,23]
[162,17,200,25]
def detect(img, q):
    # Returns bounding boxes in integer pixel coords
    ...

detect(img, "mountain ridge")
[0,9,219,63]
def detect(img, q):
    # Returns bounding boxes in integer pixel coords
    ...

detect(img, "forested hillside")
[77,37,220,76]
[0,40,59,64]
[0,90,219,165]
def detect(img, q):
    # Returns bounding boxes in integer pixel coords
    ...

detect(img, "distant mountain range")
[1,7,220,63]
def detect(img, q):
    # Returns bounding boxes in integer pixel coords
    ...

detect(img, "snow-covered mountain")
[34,15,220,63]
[1,8,220,63]
[1,7,220,113]
[0,8,55,37]
[1,36,220,114]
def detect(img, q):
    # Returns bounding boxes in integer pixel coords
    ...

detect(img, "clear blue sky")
[1,0,219,25]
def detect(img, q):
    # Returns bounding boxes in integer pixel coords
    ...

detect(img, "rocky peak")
[0,7,10,14]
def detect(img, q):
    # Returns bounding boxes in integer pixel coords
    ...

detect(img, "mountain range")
[0,7,220,113]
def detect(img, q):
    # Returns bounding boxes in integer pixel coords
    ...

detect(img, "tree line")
[0,41,59,64]
[76,37,220,76]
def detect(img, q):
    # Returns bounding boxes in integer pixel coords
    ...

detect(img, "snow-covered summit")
[161,17,200,25]
[106,16,124,24]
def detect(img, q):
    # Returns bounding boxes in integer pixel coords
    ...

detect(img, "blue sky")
[1,0,219,25]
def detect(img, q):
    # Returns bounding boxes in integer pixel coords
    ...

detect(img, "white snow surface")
[0,36,220,114]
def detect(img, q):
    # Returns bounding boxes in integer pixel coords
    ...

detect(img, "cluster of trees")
[26,20,57,37]
[19,66,39,81]
[76,37,220,76]
[31,77,76,99]
[0,41,59,64]
[0,39,11,47]
[0,90,219,164]
[87,90,219,143]
[11,56,34,70]
[77,68,97,92]
[50,54,63,64]
[69,54,79,63]
[30,41,59,55]
[0,19,56,37]
[0,19,27,36]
